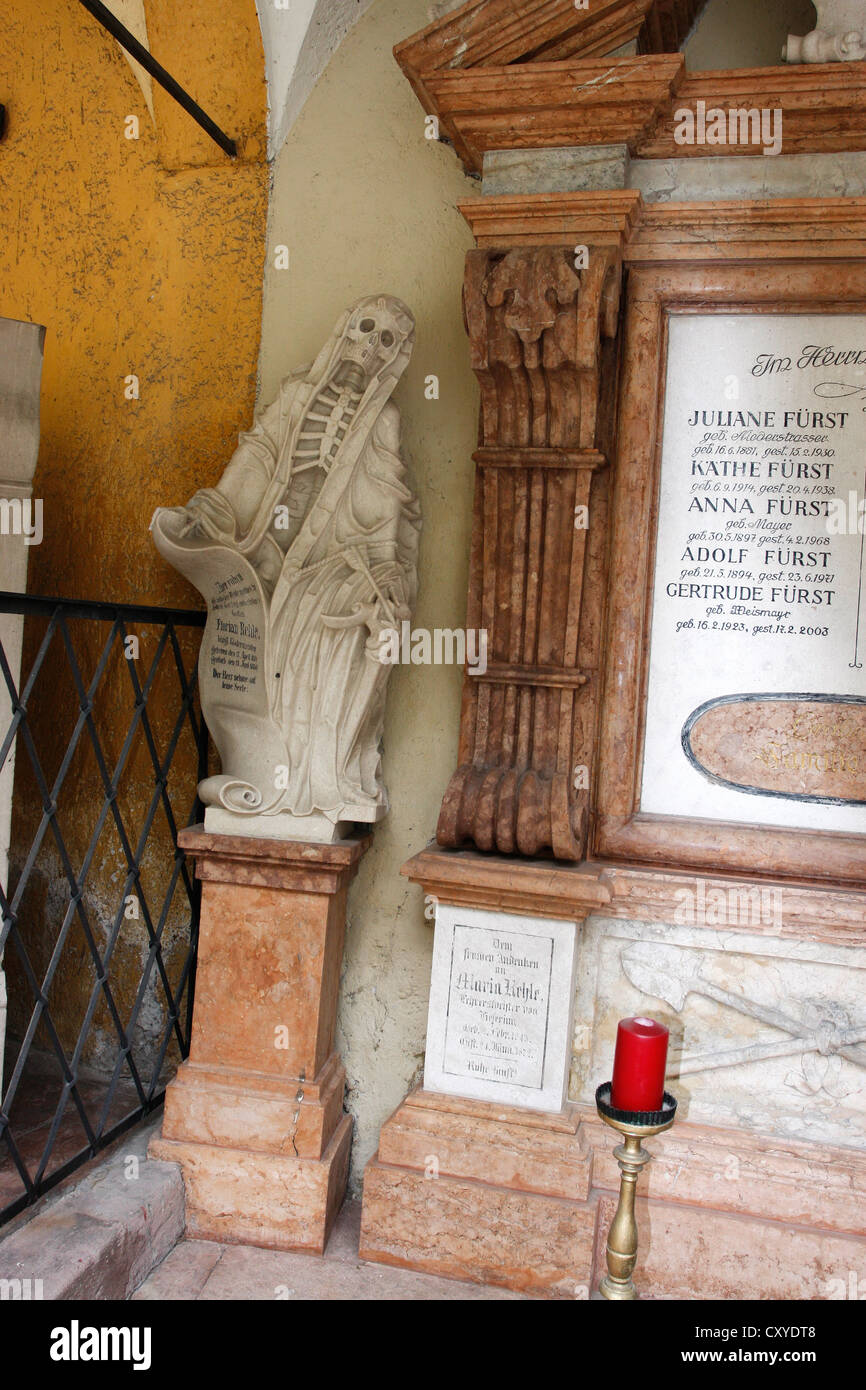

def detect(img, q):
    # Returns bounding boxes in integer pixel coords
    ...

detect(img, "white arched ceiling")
[104,0,155,121]
[255,0,378,160]
[99,1,377,160]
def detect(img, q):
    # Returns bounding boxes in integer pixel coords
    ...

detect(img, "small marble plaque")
[423,904,578,1112]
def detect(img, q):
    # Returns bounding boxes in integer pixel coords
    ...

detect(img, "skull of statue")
[340,298,406,378]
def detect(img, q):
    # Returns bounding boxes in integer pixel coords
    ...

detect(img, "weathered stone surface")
[360,1093,866,1297]
[195,1238,522,1301]
[131,1238,223,1302]
[584,1106,866,1237]
[361,1161,595,1298]
[151,1117,352,1254]
[133,1201,526,1301]
[0,1119,184,1300]
[630,151,866,203]
[593,1192,866,1301]
[150,833,365,1252]
[684,696,866,805]
[161,1055,347,1160]
[572,915,866,1150]
[360,1087,596,1297]
[1,1208,135,1301]
[377,1089,592,1200]
[482,145,630,196]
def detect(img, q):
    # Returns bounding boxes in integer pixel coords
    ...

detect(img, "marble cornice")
[458,191,866,260]
[395,2,866,176]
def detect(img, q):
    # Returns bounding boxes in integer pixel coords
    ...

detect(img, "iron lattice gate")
[0,593,207,1225]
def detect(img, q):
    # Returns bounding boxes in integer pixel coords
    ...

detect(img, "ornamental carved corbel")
[437,244,623,859]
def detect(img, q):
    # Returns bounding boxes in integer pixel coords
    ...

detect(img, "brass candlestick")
[595,1082,677,1301]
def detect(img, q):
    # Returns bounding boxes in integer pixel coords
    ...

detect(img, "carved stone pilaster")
[437,239,624,859]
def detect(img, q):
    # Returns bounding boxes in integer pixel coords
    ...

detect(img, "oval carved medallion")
[681,694,866,806]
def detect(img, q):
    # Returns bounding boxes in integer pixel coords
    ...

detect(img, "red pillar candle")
[610,1016,669,1112]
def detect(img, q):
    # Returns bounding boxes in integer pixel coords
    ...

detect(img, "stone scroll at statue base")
[151,295,419,845]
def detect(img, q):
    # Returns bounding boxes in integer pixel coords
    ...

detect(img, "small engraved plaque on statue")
[424,904,578,1112]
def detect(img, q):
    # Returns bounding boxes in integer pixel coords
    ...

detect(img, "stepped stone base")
[360,1086,866,1299]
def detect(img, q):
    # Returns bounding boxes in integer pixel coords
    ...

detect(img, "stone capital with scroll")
[151,294,420,842]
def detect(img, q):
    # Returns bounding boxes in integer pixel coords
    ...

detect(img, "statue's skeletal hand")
[177,489,237,540]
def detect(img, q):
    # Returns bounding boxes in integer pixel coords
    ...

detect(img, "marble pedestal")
[359,846,613,1295]
[149,827,367,1252]
[360,1087,596,1297]
[360,848,866,1297]
[361,1087,866,1299]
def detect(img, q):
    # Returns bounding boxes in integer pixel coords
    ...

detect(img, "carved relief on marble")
[436,245,622,859]
[152,296,420,842]
[572,917,866,1146]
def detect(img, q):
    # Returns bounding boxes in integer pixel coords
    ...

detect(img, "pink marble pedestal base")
[361,1086,866,1298]
[149,827,367,1253]
[360,1088,596,1297]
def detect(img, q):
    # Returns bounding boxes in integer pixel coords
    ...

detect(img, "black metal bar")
[0,593,207,1225]
[1,1102,162,1226]
[75,0,237,158]
[0,591,205,626]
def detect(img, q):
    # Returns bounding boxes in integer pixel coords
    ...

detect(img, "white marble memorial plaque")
[642,313,866,833]
[423,904,578,1111]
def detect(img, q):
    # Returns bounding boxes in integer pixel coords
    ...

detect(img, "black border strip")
[681,691,866,807]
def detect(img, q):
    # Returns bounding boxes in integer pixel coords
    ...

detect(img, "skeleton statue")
[151,294,420,841]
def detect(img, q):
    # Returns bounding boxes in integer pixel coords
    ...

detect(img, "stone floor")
[0,1052,140,1215]
[132,1199,529,1301]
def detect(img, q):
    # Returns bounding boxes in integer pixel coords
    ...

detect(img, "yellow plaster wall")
[0,0,268,608]
[0,0,268,1075]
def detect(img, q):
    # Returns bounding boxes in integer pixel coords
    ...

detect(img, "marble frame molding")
[394,0,866,176]
[596,245,866,886]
